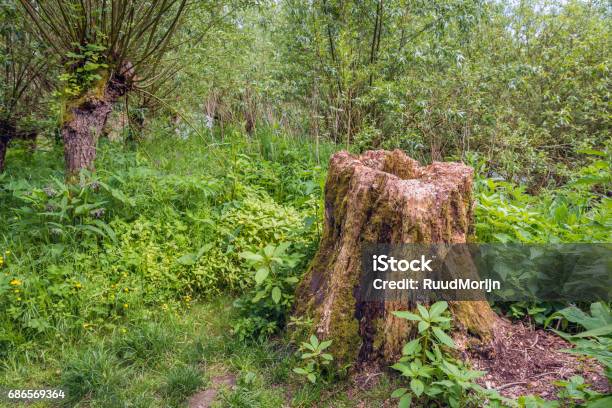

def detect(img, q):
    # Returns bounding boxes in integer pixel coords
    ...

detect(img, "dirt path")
[188,374,236,408]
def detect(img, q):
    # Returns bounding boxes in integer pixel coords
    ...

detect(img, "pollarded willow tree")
[18,0,188,178]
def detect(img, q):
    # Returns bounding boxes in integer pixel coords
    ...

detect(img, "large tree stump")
[294,149,500,366]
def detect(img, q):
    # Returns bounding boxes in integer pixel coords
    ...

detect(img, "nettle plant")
[391,301,508,408]
[293,334,333,384]
[233,242,303,340]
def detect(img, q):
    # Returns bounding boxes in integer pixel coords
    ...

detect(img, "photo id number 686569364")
[3,389,66,401]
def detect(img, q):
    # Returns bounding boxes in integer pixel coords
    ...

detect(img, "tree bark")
[294,149,500,367]
[62,66,133,179]
[0,136,8,173]
[0,120,16,173]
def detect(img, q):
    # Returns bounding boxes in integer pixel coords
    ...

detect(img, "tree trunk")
[0,120,16,173]
[62,66,133,179]
[0,136,8,173]
[294,149,500,367]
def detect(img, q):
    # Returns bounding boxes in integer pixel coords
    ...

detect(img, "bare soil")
[458,319,609,399]
[188,374,236,408]
[350,319,609,402]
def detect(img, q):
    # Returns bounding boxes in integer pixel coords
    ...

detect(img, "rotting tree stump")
[294,149,501,367]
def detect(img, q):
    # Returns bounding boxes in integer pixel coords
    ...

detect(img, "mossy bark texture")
[62,67,133,178]
[295,149,500,367]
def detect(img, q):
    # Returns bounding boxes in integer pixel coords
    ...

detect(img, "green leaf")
[392,311,422,321]
[417,304,429,320]
[293,367,307,375]
[410,378,424,397]
[177,253,198,265]
[591,303,612,325]
[274,242,291,256]
[417,320,430,333]
[425,385,443,396]
[547,304,610,331]
[577,149,606,156]
[91,220,116,243]
[432,327,456,348]
[196,243,214,258]
[79,225,107,239]
[391,363,409,375]
[240,251,264,262]
[398,394,412,408]
[586,396,612,408]
[573,324,612,338]
[307,373,316,383]
[319,340,332,350]
[254,267,269,284]
[428,301,448,318]
[74,202,105,216]
[402,339,422,356]
[271,287,281,304]
[310,335,319,348]
[430,316,451,324]
[263,244,275,258]
[391,388,407,398]
[442,360,461,377]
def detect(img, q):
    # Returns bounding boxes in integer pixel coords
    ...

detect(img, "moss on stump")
[294,149,500,367]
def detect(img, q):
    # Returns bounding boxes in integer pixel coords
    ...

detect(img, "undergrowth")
[0,127,609,407]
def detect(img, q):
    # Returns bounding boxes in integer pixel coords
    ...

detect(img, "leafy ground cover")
[0,127,610,407]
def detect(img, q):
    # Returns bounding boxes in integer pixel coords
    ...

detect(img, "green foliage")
[0,130,321,355]
[473,151,611,244]
[548,303,612,381]
[516,376,611,408]
[293,334,334,384]
[392,302,509,408]
[554,376,605,406]
[58,43,108,97]
[233,242,305,340]
[60,345,125,404]
[2,1,612,401]
[113,320,176,367]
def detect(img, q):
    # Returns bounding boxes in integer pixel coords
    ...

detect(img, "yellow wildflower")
[75,282,82,289]
[9,279,21,286]
[123,303,129,309]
